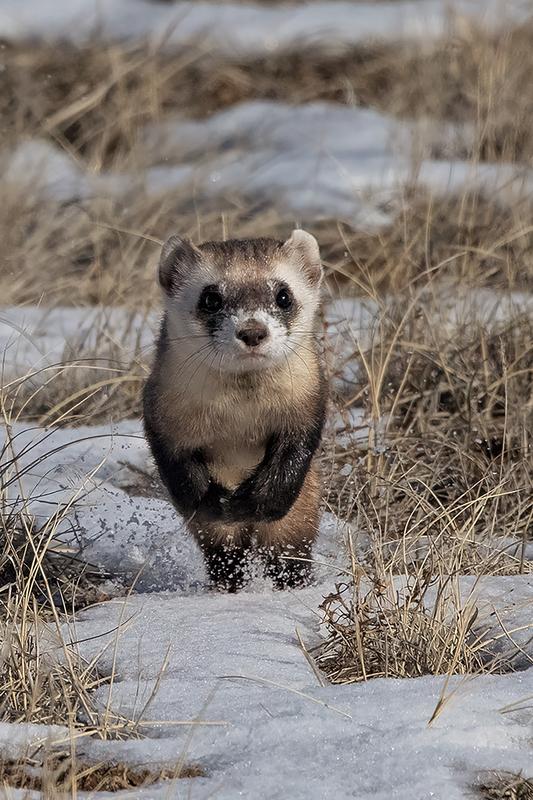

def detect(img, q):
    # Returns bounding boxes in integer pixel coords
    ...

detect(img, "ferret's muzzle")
[235,320,269,348]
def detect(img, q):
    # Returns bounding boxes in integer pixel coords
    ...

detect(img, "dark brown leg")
[257,464,320,590]
[262,537,314,590]
[189,520,253,592]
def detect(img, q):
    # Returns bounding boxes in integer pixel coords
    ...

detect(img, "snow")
[0,0,530,56]
[1,323,532,795]
[0,306,156,383]
[3,668,533,799]
[2,570,533,799]
[3,416,349,591]
[0,722,69,761]
[7,104,533,225]
[60,581,533,799]
[5,399,529,799]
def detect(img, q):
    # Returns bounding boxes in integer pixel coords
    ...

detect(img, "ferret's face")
[159,232,322,374]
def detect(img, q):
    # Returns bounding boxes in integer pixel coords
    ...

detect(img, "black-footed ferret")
[143,231,327,591]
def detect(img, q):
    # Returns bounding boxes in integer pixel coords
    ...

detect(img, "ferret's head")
[158,231,323,374]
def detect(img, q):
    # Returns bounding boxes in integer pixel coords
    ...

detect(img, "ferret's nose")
[236,321,269,348]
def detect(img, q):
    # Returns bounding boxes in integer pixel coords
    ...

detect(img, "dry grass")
[479,773,533,800]
[2,310,149,425]
[2,186,533,309]
[191,23,533,165]
[0,418,115,729]
[326,295,532,576]
[0,753,204,794]
[2,17,533,309]
[327,191,533,293]
[314,573,494,684]
[4,23,533,165]
[318,285,532,684]
[3,23,533,307]
[318,312,531,686]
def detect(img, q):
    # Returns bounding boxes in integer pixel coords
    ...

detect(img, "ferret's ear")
[281,229,322,286]
[159,235,201,294]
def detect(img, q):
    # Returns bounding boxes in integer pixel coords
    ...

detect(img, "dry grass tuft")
[0,408,125,731]
[0,488,105,728]
[0,753,205,793]
[479,772,533,800]
[0,186,166,307]
[0,495,108,614]
[314,572,494,684]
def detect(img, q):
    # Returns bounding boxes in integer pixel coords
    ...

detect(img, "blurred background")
[2,0,533,312]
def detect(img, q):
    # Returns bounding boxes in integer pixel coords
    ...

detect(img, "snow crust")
[55,577,531,800]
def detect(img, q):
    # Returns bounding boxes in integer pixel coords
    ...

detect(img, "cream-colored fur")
[155,335,319,488]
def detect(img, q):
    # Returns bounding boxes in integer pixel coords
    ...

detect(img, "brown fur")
[144,232,326,590]
[154,347,321,482]
[187,464,321,589]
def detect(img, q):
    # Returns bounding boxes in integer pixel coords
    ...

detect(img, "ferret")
[143,230,327,591]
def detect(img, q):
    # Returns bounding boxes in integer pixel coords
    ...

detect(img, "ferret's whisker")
[284,343,313,376]
[166,334,211,343]
[284,352,295,404]
[181,347,218,398]
[174,343,213,373]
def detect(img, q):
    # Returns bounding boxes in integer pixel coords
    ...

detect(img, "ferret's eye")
[275,286,293,311]
[199,287,223,313]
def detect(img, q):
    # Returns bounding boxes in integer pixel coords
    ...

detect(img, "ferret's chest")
[162,394,270,487]
[160,366,295,487]
[201,392,274,488]
[206,440,265,489]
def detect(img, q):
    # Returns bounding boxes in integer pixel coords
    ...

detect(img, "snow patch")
[0,0,530,56]
[6,103,533,224]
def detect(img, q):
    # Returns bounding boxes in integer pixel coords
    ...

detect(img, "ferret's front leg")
[144,418,231,521]
[226,422,324,523]
[257,464,321,589]
[189,521,253,592]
